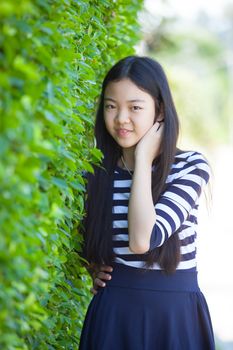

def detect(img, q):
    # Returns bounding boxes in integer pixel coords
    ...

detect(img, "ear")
[157,114,164,122]
[156,102,164,122]
[154,114,164,123]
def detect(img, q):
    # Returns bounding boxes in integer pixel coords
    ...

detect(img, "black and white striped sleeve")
[147,153,210,251]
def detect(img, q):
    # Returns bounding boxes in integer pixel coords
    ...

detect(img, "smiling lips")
[116,128,133,137]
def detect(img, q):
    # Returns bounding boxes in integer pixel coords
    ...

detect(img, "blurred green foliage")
[0,0,143,348]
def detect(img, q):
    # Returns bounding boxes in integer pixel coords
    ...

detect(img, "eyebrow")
[104,97,146,103]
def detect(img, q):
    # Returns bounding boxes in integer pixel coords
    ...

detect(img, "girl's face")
[103,78,159,150]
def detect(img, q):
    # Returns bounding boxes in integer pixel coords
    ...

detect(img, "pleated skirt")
[79,263,215,350]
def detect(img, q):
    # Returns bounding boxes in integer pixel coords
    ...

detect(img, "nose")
[115,109,130,124]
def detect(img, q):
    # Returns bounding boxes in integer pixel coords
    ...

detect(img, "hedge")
[0,0,144,349]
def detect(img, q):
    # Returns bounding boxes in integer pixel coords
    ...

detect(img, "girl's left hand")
[135,120,164,164]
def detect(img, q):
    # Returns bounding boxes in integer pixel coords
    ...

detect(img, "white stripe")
[113,220,128,228]
[113,257,197,270]
[183,221,198,228]
[156,203,181,230]
[180,173,205,186]
[174,184,198,199]
[113,206,128,214]
[166,162,208,184]
[162,191,191,212]
[112,234,129,241]
[155,221,165,246]
[176,151,195,159]
[171,165,196,179]
[113,247,134,255]
[114,179,132,187]
[154,215,171,236]
[166,174,177,183]
[171,161,187,169]
[191,207,198,216]
[178,227,196,239]
[113,193,130,200]
[180,241,196,254]
[113,258,160,269]
[180,221,192,228]
[176,258,197,269]
[194,162,209,172]
[187,153,204,162]
[146,262,163,270]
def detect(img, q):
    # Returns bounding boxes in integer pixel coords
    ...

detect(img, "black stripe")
[180,250,196,261]
[113,200,129,206]
[113,228,129,234]
[180,234,196,246]
[113,241,129,248]
[165,185,197,207]
[157,197,185,222]
[113,213,127,221]
[113,186,130,193]
[115,254,148,261]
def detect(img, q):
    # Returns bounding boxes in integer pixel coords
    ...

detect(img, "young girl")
[79,55,215,350]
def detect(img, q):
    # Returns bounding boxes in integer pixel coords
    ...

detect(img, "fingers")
[90,277,105,295]
[90,287,98,295]
[90,265,113,295]
[95,277,107,288]
[100,265,113,272]
[97,271,112,281]
[90,277,110,295]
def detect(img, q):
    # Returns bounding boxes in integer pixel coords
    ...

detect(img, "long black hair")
[81,55,180,274]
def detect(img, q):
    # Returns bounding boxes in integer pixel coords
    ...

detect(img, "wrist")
[134,155,153,169]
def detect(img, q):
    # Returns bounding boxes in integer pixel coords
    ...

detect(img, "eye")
[132,106,142,111]
[105,104,115,109]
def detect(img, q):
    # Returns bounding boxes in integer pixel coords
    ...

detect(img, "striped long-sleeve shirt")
[112,150,210,270]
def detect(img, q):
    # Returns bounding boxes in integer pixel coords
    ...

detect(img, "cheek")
[104,116,112,132]
[138,118,155,134]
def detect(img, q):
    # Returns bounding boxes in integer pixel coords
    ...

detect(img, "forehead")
[104,78,151,102]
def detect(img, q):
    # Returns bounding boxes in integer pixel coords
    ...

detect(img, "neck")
[120,148,135,170]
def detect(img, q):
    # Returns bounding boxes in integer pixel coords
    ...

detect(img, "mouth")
[116,129,133,137]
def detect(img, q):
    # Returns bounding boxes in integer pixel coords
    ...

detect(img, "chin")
[116,139,138,148]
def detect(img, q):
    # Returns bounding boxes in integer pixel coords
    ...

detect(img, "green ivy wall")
[0,0,143,348]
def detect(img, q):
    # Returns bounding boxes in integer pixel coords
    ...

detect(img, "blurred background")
[137,1,233,349]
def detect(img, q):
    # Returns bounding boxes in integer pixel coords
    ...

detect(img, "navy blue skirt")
[79,263,215,350]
